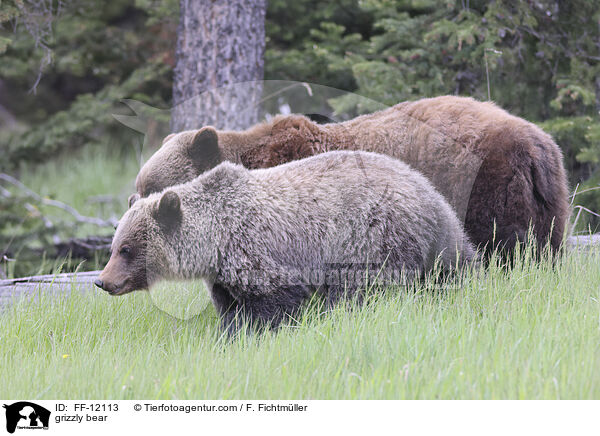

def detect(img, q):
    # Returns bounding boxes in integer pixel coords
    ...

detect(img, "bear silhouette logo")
[3,402,50,433]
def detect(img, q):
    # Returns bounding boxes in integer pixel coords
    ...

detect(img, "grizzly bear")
[131,96,570,256]
[99,151,476,331]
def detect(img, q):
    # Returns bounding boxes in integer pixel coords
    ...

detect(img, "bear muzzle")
[94,278,132,296]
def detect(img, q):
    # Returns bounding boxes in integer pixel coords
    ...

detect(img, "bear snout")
[94,278,117,294]
[94,277,123,295]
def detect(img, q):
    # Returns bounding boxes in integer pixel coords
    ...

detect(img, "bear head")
[128,115,330,207]
[130,127,222,206]
[96,190,183,295]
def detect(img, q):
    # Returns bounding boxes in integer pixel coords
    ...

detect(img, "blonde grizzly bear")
[100,151,476,331]
[132,96,570,255]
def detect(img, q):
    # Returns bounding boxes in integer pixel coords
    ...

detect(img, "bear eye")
[119,246,132,257]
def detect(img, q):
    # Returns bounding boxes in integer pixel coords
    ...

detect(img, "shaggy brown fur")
[134,96,570,255]
[100,151,476,331]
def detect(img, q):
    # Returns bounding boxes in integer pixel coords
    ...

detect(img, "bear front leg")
[237,285,313,330]
[212,283,313,332]
[210,284,280,334]
[210,283,245,335]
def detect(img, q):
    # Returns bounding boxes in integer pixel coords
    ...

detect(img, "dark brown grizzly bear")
[132,96,570,255]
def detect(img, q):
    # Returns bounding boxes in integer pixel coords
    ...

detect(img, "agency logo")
[3,402,50,433]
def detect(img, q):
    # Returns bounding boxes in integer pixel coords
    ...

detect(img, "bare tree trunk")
[171,0,266,132]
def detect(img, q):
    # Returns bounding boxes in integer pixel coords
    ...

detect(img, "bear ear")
[154,190,182,230]
[304,113,336,125]
[187,127,221,168]
[128,192,140,208]
[162,133,176,146]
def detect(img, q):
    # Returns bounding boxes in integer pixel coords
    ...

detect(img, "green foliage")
[540,117,599,176]
[4,60,170,168]
[540,116,600,231]
[0,0,176,170]
[265,0,372,89]
[3,0,598,169]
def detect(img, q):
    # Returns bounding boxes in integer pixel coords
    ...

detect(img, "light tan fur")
[101,151,476,330]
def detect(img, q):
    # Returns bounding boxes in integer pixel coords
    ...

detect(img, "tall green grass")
[1,247,598,399]
[17,144,140,215]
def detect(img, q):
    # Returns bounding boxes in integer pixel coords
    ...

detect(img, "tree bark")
[171,0,266,132]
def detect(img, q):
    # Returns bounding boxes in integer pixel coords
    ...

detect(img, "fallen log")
[566,233,600,251]
[2,235,111,279]
[0,270,100,308]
